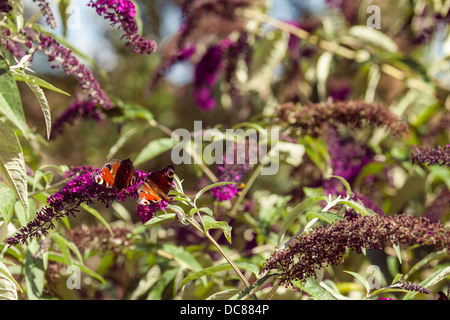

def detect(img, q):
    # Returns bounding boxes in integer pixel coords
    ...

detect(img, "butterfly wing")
[148,165,174,195]
[114,158,136,191]
[93,158,136,191]
[137,165,175,205]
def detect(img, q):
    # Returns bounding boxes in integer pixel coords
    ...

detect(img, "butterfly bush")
[212,142,253,201]
[265,213,450,285]
[276,100,410,137]
[88,0,157,55]
[411,144,450,167]
[50,100,105,139]
[6,167,147,246]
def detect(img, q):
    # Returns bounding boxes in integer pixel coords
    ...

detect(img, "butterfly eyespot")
[138,199,150,206]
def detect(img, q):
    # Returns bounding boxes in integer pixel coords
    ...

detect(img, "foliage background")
[0,0,449,300]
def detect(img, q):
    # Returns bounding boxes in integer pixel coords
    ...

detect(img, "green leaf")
[277,195,326,247]
[51,233,83,265]
[305,211,345,224]
[338,199,370,216]
[293,277,338,300]
[202,215,232,244]
[194,181,236,206]
[405,250,448,279]
[145,213,177,226]
[344,270,371,295]
[13,72,70,96]
[0,261,19,299]
[0,56,27,135]
[80,203,113,236]
[179,261,260,290]
[25,242,45,299]
[0,93,30,139]
[403,266,450,300]
[0,182,16,224]
[206,289,240,300]
[189,207,213,216]
[392,243,402,265]
[134,138,178,165]
[0,120,29,217]
[160,244,203,273]
[147,267,179,300]
[25,82,52,140]
[329,175,352,197]
[229,273,278,300]
[106,127,139,159]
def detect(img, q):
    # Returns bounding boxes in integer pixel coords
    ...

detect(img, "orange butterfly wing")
[137,165,174,205]
[93,158,137,191]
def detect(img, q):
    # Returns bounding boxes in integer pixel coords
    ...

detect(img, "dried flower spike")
[276,100,410,137]
[265,214,450,285]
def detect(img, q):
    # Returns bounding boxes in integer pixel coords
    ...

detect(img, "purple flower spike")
[88,0,157,55]
[50,99,105,140]
[193,41,232,111]
[36,33,114,110]
[6,168,147,246]
[137,200,169,224]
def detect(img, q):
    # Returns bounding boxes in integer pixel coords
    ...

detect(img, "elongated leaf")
[403,266,450,300]
[305,211,345,224]
[179,261,260,290]
[0,261,19,299]
[80,203,113,235]
[145,213,176,225]
[0,92,30,139]
[25,247,45,299]
[206,289,240,300]
[194,181,236,206]
[106,127,139,159]
[135,137,178,165]
[0,182,16,224]
[230,273,278,300]
[0,120,29,217]
[12,72,70,96]
[189,207,213,216]
[0,56,27,136]
[294,277,338,300]
[344,270,371,295]
[25,82,52,140]
[202,215,232,243]
[405,250,448,279]
[330,175,352,197]
[277,195,326,247]
[147,267,179,300]
[160,244,203,273]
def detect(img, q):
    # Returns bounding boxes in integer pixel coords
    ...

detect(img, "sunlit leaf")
[0,120,29,217]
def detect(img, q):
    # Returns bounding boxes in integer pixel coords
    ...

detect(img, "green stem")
[185,216,252,289]
[230,162,263,216]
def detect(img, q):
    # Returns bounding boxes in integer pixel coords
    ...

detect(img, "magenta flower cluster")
[194,42,228,111]
[88,0,157,55]
[36,34,114,110]
[50,100,105,139]
[6,166,165,246]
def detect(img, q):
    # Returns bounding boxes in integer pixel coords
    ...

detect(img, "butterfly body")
[137,165,174,205]
[93,158,137,191]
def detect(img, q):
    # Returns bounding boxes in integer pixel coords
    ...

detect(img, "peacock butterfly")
[137,165,175,205]
[92,158,137,191]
